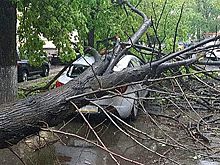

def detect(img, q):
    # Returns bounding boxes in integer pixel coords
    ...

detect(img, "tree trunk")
[88,28,95,48]
[87,9,95,47]
[0,0,17,105]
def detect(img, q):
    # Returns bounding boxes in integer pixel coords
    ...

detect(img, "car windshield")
[67,65,89,78]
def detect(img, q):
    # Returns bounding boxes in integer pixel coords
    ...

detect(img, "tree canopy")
[15,0,220,63]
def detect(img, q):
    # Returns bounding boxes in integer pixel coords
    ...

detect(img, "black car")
[17,57,50,82]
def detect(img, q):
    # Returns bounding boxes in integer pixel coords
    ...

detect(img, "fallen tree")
[1,1,220,158]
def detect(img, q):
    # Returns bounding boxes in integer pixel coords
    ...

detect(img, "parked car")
[17,55,50,82]
[50,54,69,65]
[204,41,220,60]
[50,54,61,65]
[56,55,146,120]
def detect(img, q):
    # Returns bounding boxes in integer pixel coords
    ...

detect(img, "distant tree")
[132,0,220,51]
[137,0,191,52]
[188,0,220,40]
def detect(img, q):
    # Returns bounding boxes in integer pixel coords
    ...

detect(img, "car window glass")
[68,65,89,78]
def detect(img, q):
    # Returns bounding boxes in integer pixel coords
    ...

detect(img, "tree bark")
[88,28,95,48]
[0,0,17,105]
[87,9,95,47]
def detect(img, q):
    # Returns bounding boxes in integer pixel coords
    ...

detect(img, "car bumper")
[77,93,135,119]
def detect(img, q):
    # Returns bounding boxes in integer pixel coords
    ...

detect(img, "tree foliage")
[15,0,220,64]
[188,0,220,40]
[16,0,80,65]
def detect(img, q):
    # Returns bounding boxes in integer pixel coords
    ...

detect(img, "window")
[68,65,89,78]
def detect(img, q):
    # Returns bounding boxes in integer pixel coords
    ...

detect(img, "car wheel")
[20,70,28,82]
[40,66,49,77]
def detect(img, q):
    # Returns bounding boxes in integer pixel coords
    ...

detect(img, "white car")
[204,41,220,60]
[56,55,146,120]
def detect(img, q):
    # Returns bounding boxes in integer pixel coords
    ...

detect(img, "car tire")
[40,66,49,77]
[20,70,28,82]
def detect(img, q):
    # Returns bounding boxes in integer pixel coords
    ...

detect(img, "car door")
[28,59,45,75]
[28,63,39,75]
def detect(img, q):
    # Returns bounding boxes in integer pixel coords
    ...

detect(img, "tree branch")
[123,1,152,44]
[173,3,185,53]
